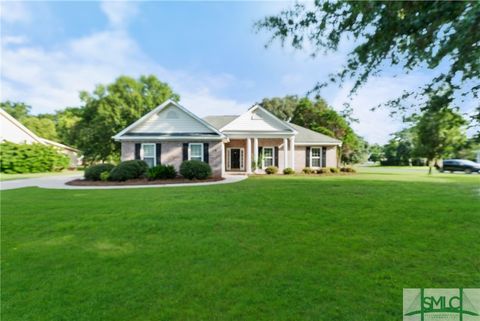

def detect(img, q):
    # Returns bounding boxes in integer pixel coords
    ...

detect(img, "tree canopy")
[256,1,480,123]
[260,95,367,164]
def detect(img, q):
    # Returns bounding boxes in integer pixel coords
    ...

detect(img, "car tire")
[465,169,472,174]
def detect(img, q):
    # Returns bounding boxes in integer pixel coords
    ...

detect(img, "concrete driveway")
[0,173,247,190]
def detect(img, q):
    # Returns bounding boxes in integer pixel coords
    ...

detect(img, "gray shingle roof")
[203,115,239,130]
[288,123,342,144]
[203,115,341,144]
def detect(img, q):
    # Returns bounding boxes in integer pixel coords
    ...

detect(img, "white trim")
[289,137,295,170]
[310,147,322,168]
[141,143,156,167]
[262,146,274,168]
[188,143,204,162]
[113,99,225,140]
[283,137,288,170]
[0,108,45,144]
[246,138,252,173]
[226,147,245,171]
[253,138,259,173]
[115,136,225,142]
[295,142,341,146]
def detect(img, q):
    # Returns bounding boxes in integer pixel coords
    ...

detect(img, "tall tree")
[256,1,480,121]
[0,101,31,120]
[260,96,365,164]
[76,75,179,162]
[55,107,83,147]
[414,106,467,174]
[21,117,58,140]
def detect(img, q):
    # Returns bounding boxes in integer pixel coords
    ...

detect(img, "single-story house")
[0,108,82,168]
[113,100,342,177]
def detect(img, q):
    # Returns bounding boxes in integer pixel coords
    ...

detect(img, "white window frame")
[141,143,156,167]
[226,147,245,171]
[310,147,322,168]
[188,143,204,162]
[262,146,274,168]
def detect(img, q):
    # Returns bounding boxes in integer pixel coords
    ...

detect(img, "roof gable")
[289,123,342,145]
[114,100,224,139]
[0,108,44,144]
[220,105,296,133]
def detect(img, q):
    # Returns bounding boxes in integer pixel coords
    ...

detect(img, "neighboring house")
[113,99,342,177]
[0,108,81,168]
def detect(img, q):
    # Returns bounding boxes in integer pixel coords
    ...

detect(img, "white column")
[283,138,288,170]
[253,137,258,173]
[289,137,295,170]
[246,138,252,174]
[221,141,225,177]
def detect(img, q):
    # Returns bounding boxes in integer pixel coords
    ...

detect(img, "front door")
[230,148,241,169]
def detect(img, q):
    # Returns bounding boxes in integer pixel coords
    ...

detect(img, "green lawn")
[1,168,479,320]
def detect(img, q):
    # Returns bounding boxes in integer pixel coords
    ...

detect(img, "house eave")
[295,142,342,146]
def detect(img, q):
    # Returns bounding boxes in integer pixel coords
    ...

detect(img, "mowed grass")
[1,168,479,321]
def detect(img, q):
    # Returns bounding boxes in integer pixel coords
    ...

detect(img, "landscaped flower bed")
[66,177,223,186]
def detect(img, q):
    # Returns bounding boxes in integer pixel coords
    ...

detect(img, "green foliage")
[109,160,149,181]
[0,142,69,173]
[179,160,212,180]
[76,75,179,162]
[55,107,83,147]
[21,116,58,140]
[283,167,295,175]
[340,167,356,173]
[260,96,366,164]
[381,129,415,166]
[302,167,314,174]
[100,171,110,182]
[147,164,177,180]
[264,166,278,174]
[316,168,328,174]
[368,144,384,163]
[256,2,480,121]
[328,167,340,174]
[84,163,115,181]
[1,101,31,120]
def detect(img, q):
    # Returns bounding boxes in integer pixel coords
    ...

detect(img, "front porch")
[224,136,296,174]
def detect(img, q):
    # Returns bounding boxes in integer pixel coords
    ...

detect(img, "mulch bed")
[66,177,224,186]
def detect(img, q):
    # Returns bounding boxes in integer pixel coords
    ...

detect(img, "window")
[311,147,321,167]
[263,147,274,167]
[189,143,203,162]
[142,143,155,168]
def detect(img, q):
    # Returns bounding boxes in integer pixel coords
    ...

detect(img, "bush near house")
[302,167,314,174]
[340,167,356,173]
[283,167,295,175]
[328,167,340,173]
[84,164,115,181]
[147,164,177,180]
[109,160,148,181]
[317,168,329,174]
[100,171,110,181]
[265,166,278,174]
[179,160,212,180]
[0,141,69,174]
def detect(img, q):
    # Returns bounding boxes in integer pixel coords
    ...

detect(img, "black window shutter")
[274,147,279,167]
[258,147,263,168]
[306,147,310,167]
[203,143,209,163]
[322,147,327,167]
[135,143,141,160]
[156,143,161,165]
[183,143,188,161]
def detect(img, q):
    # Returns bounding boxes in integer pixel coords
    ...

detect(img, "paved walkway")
[0,173,248,190]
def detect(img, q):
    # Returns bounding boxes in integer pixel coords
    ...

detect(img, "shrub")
[265,166,278,174]
[84,163,115,181]
[109,160,148,181]
[0,142,70,174]
[302,167,314,174]
[340,167,356,173]
[329,167,340,173]
[316,168,328,174]
[100,171,110,181]
[179,160,212,180]
[283,167,295,175]
[147,164,177,180]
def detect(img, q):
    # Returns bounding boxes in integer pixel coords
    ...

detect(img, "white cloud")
[100,1,139,29]
[0,2,249,117]
[0,1,31,24]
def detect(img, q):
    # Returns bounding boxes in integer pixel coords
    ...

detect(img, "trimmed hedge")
[0,141,70,174]
[179,160,212,180]
[283,167,295,175]
[109,160,148,181]
[265,166,278,174]
[147,164,177,180]
[340,167,356,173]
[302,167,314,174]
[84,163,115,181]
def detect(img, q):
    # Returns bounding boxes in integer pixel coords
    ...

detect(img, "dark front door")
[231,149,241,169]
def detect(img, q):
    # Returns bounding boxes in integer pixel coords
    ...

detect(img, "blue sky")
[1,1,474,144]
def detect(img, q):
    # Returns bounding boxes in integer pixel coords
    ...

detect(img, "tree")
[21,117,58,140]
[414,106,467,174]
[260,95,365,165]
[76,75,179,162]
[256,2,480,120]
[0,101,31,120]
[368,144,384,164]
[55,107,83,147]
